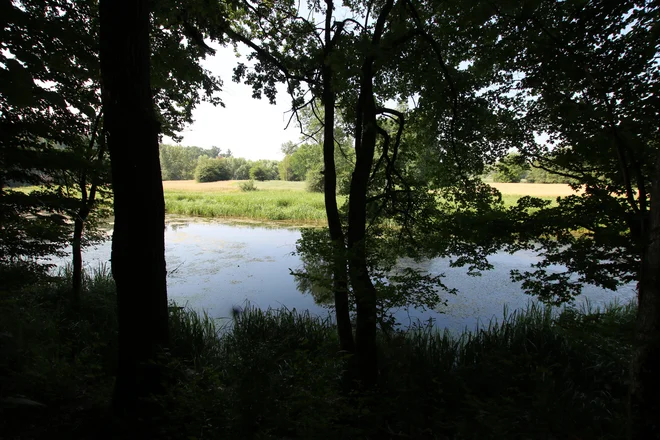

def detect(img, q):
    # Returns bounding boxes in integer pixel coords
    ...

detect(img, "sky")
[162,43,301,161]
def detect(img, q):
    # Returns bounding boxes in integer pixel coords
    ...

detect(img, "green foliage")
[278,154,294,181]
[1,0,223,267]
[492,153,529,183]
[463,0,659,299]
[304,166,325,193]
[194,157,231,182]
[525,163,576,184]
[234,163,251,180]
[238,179,258,192]
[249,164,268,181]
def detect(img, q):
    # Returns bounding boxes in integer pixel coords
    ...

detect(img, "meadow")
[163,180,568,223]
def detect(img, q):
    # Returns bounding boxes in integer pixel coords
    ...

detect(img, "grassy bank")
[163,180,560,223]
[12,181,562,223]
[164,190,334,223]
[1,265,635,439]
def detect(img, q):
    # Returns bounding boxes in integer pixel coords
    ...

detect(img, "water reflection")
[58,216,636,332]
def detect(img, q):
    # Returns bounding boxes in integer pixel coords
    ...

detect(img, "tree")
[439,1,659,436]
[249,164,268,181]
[278,154,294,181]
[159,144,200,180]
[234,163,251,180]
[280,140,298,156]
[99,0,169,414]
[525,162,575,184]
[194,156,232,182]
[1,0,223,302]
[492,152,529,183]
[226,0,488,386]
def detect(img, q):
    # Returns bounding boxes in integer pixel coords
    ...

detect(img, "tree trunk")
[99,0,169,415]
[72,217,84,305]
[346,0,395,389]
[347,69,379,389]
[323,0,354,355]
[628,153,660,440]
[347,92,379,388]
[71,112,104,306]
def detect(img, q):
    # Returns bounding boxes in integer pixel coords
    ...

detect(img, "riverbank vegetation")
[162,181,559,223]
[3,0,658,437]
[1,268,636,439]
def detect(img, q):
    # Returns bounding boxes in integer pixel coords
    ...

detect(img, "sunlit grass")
[163,190,340,223]
[500,193,557,207]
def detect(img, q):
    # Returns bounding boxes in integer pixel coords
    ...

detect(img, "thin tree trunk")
[99,0,169,415]
[71,111,104,306]
[347,82,379,388]
[628,152,660,440]
[322,0,354,355]
[345,0,395,389]
[72,217,84,305]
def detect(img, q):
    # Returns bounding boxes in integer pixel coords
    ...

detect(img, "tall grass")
[160,301,636,439]
[164,188,553,223]
[164,190,340,223]
[1,265,637,439]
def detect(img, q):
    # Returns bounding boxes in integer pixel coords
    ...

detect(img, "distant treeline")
[159,144,279,182]
[159,142,354,193]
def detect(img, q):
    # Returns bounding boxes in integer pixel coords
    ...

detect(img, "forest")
[1,0,659,439]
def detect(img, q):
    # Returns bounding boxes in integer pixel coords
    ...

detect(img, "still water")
[59,216,636,333]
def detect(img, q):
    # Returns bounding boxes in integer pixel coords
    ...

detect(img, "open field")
[488,182,579,197]
[12,181,576,223]
[162,180,578,197]
[162,181,575,223]
[162,180,306,192]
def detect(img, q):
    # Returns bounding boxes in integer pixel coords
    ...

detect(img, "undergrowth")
[0,266,636,439]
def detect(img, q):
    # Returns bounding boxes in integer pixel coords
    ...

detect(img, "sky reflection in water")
[62,216,636,333]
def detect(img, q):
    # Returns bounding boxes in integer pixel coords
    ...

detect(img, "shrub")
[305,167,324,193]
[239,180,258,192]
[249,165,268,181]
[194,157,231,182]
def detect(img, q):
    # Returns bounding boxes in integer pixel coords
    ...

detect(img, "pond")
[56,215,637,333]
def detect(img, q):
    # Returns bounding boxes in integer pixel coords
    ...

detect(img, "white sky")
[162,43,301,161]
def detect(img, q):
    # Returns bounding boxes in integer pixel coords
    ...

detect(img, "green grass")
[500,193,557,207]
[163,189,555,224]
[164,189,339,223]
[242,180,306,191]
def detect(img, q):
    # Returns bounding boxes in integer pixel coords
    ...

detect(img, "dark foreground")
[0,265,636,439]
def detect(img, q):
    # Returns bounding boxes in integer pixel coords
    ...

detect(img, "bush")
[249,165,268,181]
[194,157,231,182]
[239,180,258,192]
[305,167,324,193]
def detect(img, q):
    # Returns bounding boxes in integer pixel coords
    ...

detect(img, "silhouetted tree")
[99,0,169,414]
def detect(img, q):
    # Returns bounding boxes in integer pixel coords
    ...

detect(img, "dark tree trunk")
[99,0,169,415]
[347,82,379,388]
[628,153,660,440]
[72,216,84,304]
[322,0,354,355]
[346,0,395,389]
[71,113,103,306]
